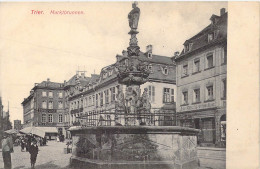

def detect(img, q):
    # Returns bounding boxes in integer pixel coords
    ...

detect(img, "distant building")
[21,78,68,137]
[174,9,227,147]
[14,120,22,130]
[68,45,177,127]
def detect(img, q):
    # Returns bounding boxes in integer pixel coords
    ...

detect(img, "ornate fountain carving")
[115,2,150,126]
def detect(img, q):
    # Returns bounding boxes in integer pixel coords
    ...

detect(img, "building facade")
[22,78,68,137]
[174,9,227,147]
[68,46,177,127]
[14,120,22,130]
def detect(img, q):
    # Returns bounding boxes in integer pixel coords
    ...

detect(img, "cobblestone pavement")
[0,141,71,169]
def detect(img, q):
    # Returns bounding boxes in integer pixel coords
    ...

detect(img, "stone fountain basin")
[69,126,200,169]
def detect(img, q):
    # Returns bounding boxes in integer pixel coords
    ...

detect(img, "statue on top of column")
[128,2,140,30]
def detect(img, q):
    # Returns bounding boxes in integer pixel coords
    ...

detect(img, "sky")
[0,2,227,124]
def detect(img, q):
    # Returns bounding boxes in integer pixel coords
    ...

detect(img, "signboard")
[38,108,57,113]
[180,102,216,112]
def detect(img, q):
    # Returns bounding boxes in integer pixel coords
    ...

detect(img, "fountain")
[69,2,199,169]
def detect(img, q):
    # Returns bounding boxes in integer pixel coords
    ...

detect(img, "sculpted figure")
[128,2,140,30]
[142,88,151,113]
[115,88,125,111]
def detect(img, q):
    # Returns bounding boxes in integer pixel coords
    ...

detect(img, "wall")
[176,45,226,112]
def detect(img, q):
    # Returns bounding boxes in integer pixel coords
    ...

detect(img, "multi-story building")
[68,45,177,127]
[14,120,22,130]
[174,8,227,147]
[22,78,68,137]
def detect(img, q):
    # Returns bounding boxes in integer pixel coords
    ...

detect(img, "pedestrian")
[29,140,39,169]
[21,136,25,151]
[1,133,14,169]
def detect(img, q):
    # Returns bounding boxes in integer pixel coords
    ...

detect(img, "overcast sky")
[0,2,227,124]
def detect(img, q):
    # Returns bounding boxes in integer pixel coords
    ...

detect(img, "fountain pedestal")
[69,126,199,169]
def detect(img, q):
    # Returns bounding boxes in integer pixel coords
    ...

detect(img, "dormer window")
[189,43,193,51]
[108,70,113,76]
[185,45,189,52]
[184,43,193,53]
[103,73,107,79]
[148,52,152,59]
[148,64,153,73]
[214,30,219,39]
[163,68,168,75]
[208,33,214,42]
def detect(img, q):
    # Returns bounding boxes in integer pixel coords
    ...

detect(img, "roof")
[35,81,64,88]
[175,12,227,61]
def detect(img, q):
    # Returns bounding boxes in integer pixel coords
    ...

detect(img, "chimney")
[220,8,225,16]
[81,72,85,78]
[47,78,50,82]
[146,45,153,53]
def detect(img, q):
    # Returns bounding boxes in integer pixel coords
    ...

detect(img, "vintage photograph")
[0,2,228,169]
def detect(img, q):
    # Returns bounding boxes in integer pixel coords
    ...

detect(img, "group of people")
[20,135,47,151]
[1,133,41,169]
[19,134,41,169]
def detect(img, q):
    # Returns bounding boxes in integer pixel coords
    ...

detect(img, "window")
[48,101,53,109]
[100,92,103,106]
[222,79,227,99]
[42,101,47,109]
[214,30,219,39]
[208,33,213,42]
[108,70,113,76]
[171,89,174,102]
[103,73,107,79]
[189,43,193,51]
[206,85,214,100]
[182,91,188,105]
[194,59,200,73]
[221,47,227,65]
[58,92,63,98]
[185,45,189,52]
[148,64,153,73]
[182,64,188,76]
[58,114,63,123]
[92,95,95,105]
[85,97,88,107]
[48,114,53,123]
[71,102,74,110]
[163,88,174,103]
[58,101,63,109]
[42,114,46,123]
[105,90,109,104]
[193,89,200,103]
[49,91,53,98]
[96,94,98,107]
[148,86,155,103]
[89,96,92,106]
[42,91,47,97]
[163,68,168,75]
[111,87,116,102]
[148,52,152,59]
[80,99,83,108]
[206,54,214,68]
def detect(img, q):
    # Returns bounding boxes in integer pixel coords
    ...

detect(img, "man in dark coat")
[1,133,14,169]
[29,140,39,169]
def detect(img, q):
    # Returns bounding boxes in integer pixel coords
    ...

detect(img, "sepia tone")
[0,2,259,169]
